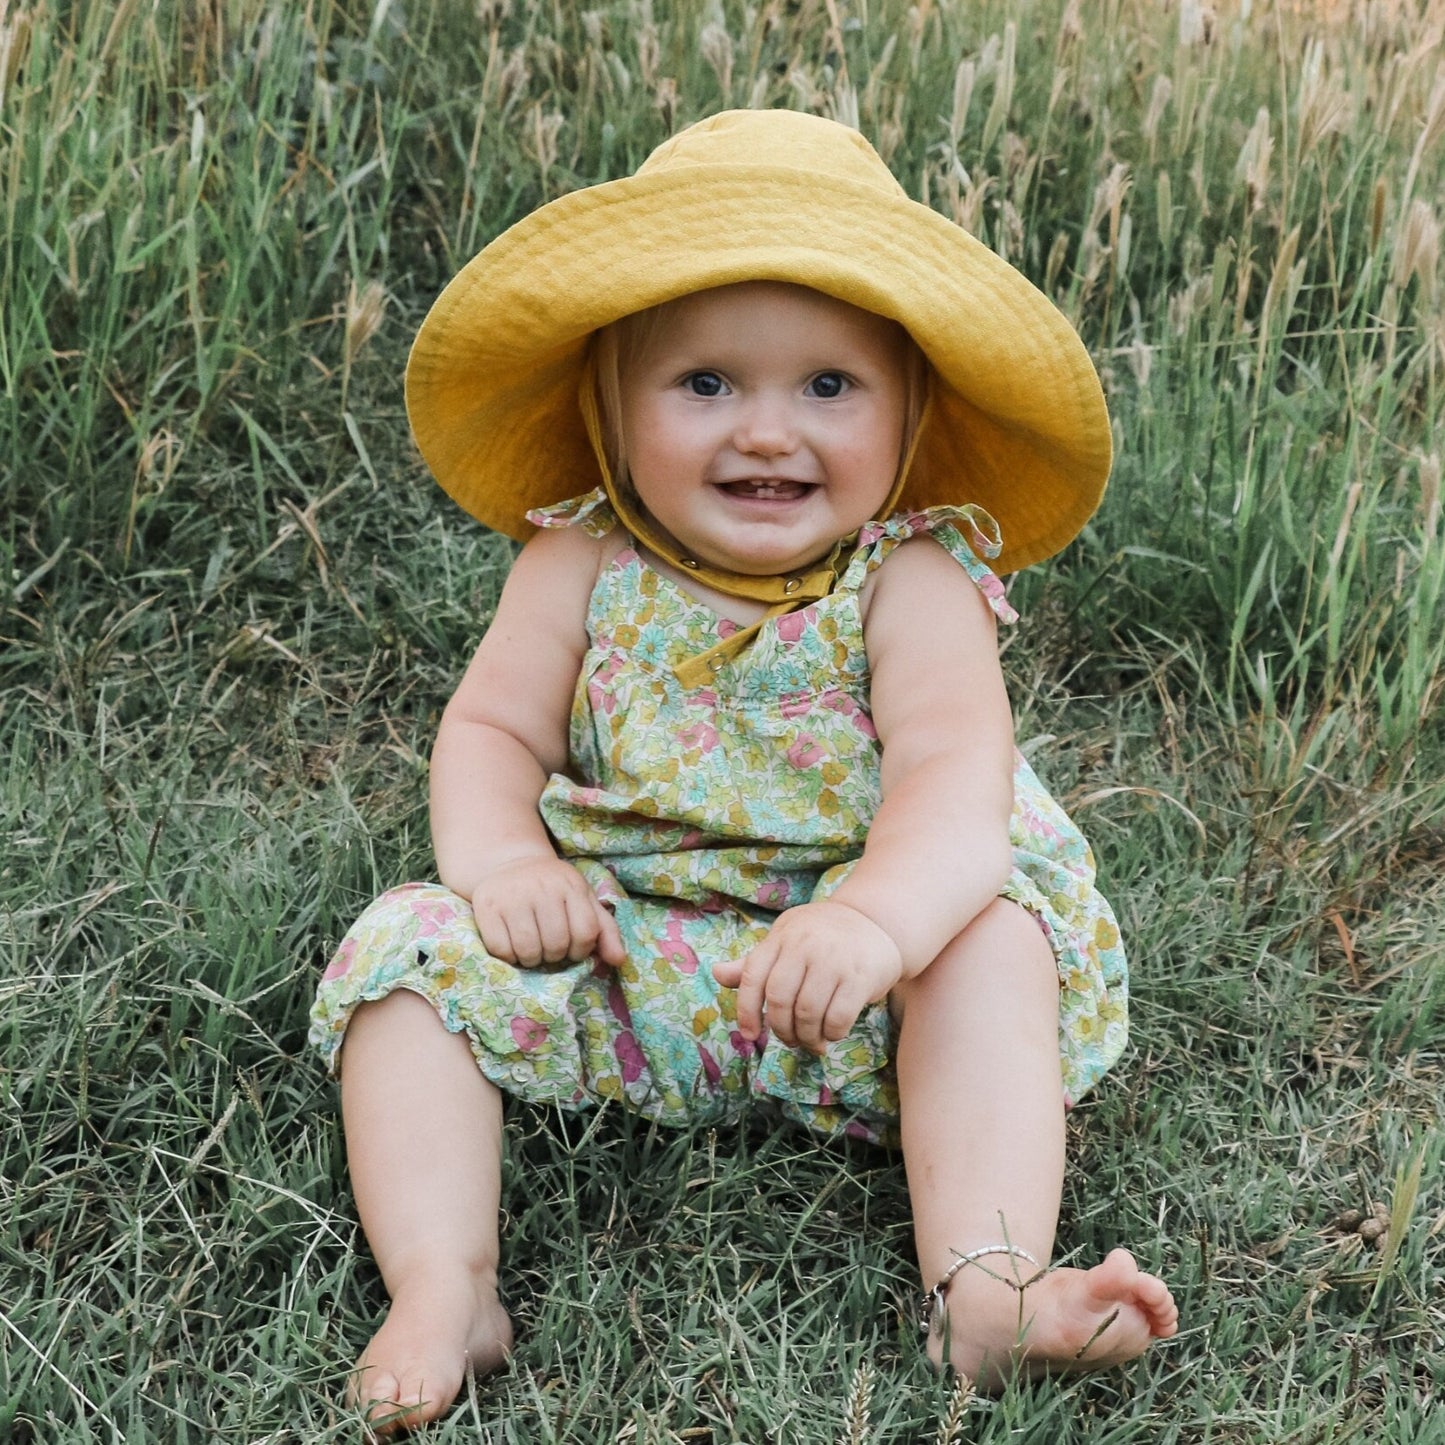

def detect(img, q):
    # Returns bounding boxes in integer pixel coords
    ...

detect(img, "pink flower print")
[697,1045,722,1088]
[730,1028,768,1059]
[717,618,739,640]
[322,938,356,981]
[775,611,807,643]
[660,918,700,974]
[817,1084,834,1107]
[607,977,635,1027]
[614,1031,646,1084]
[786,734,826,769]
[510,1016,547,1052]
[409,897,458,937]
[587,678,617,716]
[588,655,624,706]
[779,695,812,720]
[678,722,719,754]
[822,693,878,739]
[592,873,626,906]
[977,571,1007,604]
[755,880,789,909]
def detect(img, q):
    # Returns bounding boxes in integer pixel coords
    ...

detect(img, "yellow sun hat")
[404,108,1112,574]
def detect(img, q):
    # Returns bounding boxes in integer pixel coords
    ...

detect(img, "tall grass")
[2,0,1442,1439]
[5,0,1441,748]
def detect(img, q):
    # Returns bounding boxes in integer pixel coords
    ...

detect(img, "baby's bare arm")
[836,536,1016,974]
[430,526,623,965]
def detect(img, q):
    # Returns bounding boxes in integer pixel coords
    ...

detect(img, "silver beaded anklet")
[921,1244,1042,1336]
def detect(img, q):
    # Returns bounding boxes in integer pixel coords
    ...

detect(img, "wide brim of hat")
[405,163,1111,573]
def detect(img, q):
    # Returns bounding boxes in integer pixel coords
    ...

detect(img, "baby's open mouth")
[718,480,814,501]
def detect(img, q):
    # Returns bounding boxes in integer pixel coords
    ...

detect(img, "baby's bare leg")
[340,990,513,1433]
[891,898,1177,1387]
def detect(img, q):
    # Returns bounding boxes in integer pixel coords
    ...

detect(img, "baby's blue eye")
[684,371,726,397]
[807,372,848,399]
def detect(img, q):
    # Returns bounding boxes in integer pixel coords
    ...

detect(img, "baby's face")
[617,283,910,577]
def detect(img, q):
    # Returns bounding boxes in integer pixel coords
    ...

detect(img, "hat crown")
[636,108,906,199]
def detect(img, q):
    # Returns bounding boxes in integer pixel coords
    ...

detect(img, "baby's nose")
[733,395,798,455]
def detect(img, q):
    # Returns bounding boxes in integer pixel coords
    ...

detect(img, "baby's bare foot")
[348,1267,513,1435]
[934,1248,1177,1387]
[1021,1249,1178,1368]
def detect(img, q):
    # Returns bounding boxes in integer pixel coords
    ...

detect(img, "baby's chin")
[682,520,860,577]
[695,542,841,576]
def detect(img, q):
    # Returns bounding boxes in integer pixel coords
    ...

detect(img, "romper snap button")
[783,578,800,594]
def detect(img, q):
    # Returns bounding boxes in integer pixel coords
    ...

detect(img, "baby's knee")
[891,899,1053,1016]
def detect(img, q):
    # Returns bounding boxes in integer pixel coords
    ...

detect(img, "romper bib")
[309,492,1128,1144]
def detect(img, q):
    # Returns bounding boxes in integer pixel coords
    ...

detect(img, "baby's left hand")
[712,900,903,1055]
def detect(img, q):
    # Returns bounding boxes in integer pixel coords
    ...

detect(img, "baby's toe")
[1082,1248,1140,1304]
[348,1362,393,1407]
[1131,1272,1179,1336]
[351,1366,427,1435]
[1149,1294,1180,1337]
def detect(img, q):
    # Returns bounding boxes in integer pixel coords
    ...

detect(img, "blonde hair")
[589,294,932,509]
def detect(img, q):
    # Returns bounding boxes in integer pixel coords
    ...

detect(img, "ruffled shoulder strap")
[839,504,1018,625]
[526,487,618,539]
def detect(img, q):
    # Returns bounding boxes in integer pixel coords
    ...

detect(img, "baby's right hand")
[468,856,625,968]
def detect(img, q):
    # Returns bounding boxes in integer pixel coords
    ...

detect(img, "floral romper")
[309,491,1128,1144]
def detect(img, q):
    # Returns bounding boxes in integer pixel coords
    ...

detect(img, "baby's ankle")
[929,1270,1040,1383]
[385,1248,501,1296]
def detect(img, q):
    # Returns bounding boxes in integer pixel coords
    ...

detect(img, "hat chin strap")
[576,360,927,687]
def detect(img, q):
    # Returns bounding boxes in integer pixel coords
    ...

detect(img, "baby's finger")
[789,971,843,1055]
[560,889,605,962]
[821,975,870,1047]
[536,900,577,963]
[710,957,742,988]
[761,955,807,1049]
[501,907,544,966]
[470,901,513,963]
[726,944,777,1039]
[592,902,626,967]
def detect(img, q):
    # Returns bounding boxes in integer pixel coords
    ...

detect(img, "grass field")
[2,0,1443,1439]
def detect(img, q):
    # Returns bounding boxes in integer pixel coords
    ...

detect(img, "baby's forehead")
[630,282,909,357]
